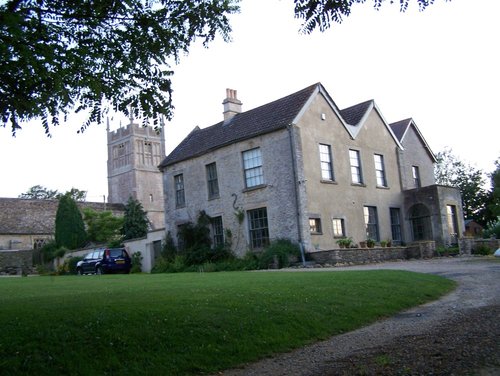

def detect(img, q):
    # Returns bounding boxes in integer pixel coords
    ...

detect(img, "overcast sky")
[1,0,499,201]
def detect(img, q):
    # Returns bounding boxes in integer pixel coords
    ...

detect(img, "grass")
[0,270,455,375]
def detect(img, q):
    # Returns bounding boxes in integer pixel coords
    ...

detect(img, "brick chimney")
[222,88,242,123]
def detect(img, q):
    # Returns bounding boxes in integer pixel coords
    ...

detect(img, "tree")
[294,0,450,33]
[434,148,489,224]
[122,197,149,240]
[83,208,124,245]
[1,0,237,135]
[484,158,500,220]
[55,193,87,249]
[2,0,444,136]
[61,188,87,202]
[18,185,87,201]
[18,185,59,199]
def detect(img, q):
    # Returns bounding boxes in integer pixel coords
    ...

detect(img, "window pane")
[211,216,224,247]
[243,148,264,187]
[390,208,402,242]
[319,144,334,181]
[349,149,363,184]
[364,206,379,241]
[309,218,322,233]
[206,163,219,198]
[174,174,185,207]
[248,208,269,248]
[374,154,387,187]
[447,205,459,245]
[412,166,421,188]
[332,218,345,237]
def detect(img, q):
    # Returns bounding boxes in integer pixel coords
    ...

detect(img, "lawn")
[0,270,455,375]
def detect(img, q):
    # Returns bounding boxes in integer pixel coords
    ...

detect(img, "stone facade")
[107,120,165,229]
[160,83,465,258]
[163,128,299,256]
[0,249,33,275]
[403,185,465,247]
[309,241,436,266]
[0,198,125,250]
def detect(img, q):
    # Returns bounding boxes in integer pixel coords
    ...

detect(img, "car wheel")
[76,268,83,276]
[96,266,104,275]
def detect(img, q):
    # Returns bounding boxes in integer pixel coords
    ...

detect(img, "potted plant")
[386,239,392,247]
[366,238,376,248]
[380,240,387,247]
[359,241,367,248]
[336,237,353,248]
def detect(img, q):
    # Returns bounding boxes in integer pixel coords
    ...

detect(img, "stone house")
[159,83,464,257]
[0,198,125,250]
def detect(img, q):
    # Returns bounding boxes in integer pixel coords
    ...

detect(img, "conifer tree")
[55,194,87,249]
[122,197,149,240]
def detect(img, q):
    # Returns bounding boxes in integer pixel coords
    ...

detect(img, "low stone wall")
[459,237,500,255]
[309,241,436,266]
[0,249,33,275]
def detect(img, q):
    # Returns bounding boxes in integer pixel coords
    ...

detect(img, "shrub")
[40,240,58,262]
[258,238,300,269]
[473,245,493,256]
[67,256,83,274]
[131,252,143,273]
[162,231,177,261]
[152,255,187,273]
[483,217,500,239]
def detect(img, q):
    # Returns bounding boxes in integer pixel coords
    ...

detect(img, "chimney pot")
[223,88,242,123]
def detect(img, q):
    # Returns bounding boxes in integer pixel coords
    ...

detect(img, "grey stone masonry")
[310,241,435,266]
[0,249,33,275]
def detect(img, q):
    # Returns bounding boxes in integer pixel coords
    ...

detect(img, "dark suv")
[76,248,131,275]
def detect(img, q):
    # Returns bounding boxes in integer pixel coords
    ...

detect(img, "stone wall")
[309,241,435,266]
[459,237,500,255]
[0,249,33,275]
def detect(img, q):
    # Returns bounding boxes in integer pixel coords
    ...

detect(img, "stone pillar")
[459,237,473,255]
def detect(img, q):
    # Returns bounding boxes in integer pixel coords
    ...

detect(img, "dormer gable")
[390,118,436,162]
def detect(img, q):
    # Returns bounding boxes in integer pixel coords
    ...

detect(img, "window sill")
[320,180,338,185]
[243,184,267,193]
[351,183,366,187]
[376,186,390,190]
[175,205,186,209]
[310,232,323,236]
[208,195,220,201]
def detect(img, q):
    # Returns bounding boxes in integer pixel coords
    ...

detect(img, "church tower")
[107,116,165,230]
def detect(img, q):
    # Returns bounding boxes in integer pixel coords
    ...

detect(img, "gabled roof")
[160,83,319,168]
[389,118,412,141]
[340,100,374,126]
[389,118,437,162]
[161,83,412,167]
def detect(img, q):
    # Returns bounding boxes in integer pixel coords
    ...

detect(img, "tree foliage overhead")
[294,0,450,33]
[1,0,238,135]
[55,193,87,249]
[1,0,451,136]
[122,196,149,240]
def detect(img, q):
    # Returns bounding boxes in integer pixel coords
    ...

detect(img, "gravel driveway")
[220,256,500,375]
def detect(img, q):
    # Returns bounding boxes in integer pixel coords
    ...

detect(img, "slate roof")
[339,100,373,126]
[389,118,412,141]
[0,198,125,235]
[160,83,320,168]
